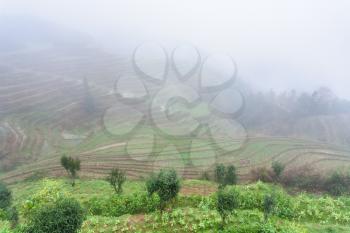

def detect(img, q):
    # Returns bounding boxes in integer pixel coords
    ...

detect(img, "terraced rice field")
[1,47,350,184]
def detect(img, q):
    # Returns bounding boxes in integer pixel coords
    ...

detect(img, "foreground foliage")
[1,179,350,232]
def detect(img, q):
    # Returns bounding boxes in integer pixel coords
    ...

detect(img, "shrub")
[217,187,239,227]
[272,161,285,179]
[146,173,159,196]
[224,165,237,185]
[324,171,350,196]
[20,179,67,218]
[215,164,226,188]
[60,155,81,186]
[0,182,11,210]
[6,207,18,228]
[263,193,276,222]
[25,197,85,233]
[106,168,126,194]
[155,169,180,211]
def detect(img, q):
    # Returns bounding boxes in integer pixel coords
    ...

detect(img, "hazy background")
[1,0,349,98]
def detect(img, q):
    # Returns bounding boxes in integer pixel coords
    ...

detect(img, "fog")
[1,0,350,98]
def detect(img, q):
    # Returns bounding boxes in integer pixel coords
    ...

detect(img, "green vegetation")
[106,168,126,194]
[0,182,12,209]
[0,176,349,232]
[272,161,285,179]
[215,164,238,188]
[24,197,85,233]
[216,187,239,227]
[263,192,277,222]
[60,155,81,186]
[146,169,181,213]
[0,182,18,228]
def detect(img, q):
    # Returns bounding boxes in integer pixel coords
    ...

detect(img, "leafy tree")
[263,193,276,222]
[215,164,226,188]
[225,165,237,185]
[146,169,181,213]
[217,188,239,228]
[107,168,126,194]
[0,182,11,209]
[25,197,85,233]
[272,161,285,180]
[60,155,81,186]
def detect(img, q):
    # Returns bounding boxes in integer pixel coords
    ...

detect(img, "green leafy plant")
[216,187,239,228]
[215,164,226,188]
[106,168,126,194]
[0,182,11,210]
[146,169,181,213]
[263,193,276,222]
[60,155,81,186]
[272,161,285,180]
[324,171,350,196]
[225,165,237,186]
[25,197,85,233]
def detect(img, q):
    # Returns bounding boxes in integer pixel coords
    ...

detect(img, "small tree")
[263,193,276,222]
[61,155,81,186]
[146,169,181,213]
[217,188,239,228]
[0,182,11,209]
[215,164,226,188]
[225,165,237,185]
[107,168,126,194]
[272,161,285,180]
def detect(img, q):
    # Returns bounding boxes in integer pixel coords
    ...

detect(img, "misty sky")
[1,0,349,98]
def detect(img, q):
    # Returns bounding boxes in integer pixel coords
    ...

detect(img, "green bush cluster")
[215,164,237,188]
[146,208,306,233]
[146,169,181,212]
[0,182,18,228]
[20,179,85,233]
[24,197,85,233]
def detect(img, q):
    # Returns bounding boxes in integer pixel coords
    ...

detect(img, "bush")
[215,164,226,188]
[5,207,19,228]
[272,161,285,179]
[25,197,85,233]
[146,173,159,196]
[263,193,276,222]
[217,187,239,226]
[146,169,181,212]
[106,168,126,194]
[225,165,237,185]
[21,179,67,218]
[324,172,350,196]
[0,182,11,210]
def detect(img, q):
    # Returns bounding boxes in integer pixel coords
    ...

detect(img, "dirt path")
[80,142,126,155]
